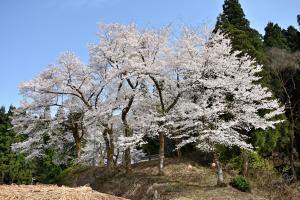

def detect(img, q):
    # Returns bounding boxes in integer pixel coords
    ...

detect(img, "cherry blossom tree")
[12,53,105,161]
[89,23,142,170]
[171,27,284,185]
[12,23,284,182]
[89,23,177,172]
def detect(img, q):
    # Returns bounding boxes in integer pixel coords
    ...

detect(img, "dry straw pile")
[0,184,127,200]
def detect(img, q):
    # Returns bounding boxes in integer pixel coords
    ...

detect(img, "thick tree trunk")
[124,148,131,170]
[158,131,165,175]
[242,150,249,177]
[72,125,81,161]
[106,147,113,168]
[104,127,114,169]
[75,140,81,160]
[214,152,225,186]
[108,127,114,167]
[123,122,132,172]
[68,112,86,162]
[121,95,134,172]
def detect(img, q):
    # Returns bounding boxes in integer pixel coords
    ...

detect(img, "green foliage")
[247,151,274,172]
[142,136,159,156]
[216,0,250,29]
[217,145,240,164]
[215,0,266,64]
[0,105,34,184]
[282,26,300,51]
[264,19,299,52]
[33,149,65,183]
[0,105,71,184]
[215,1,295,166]
[230,175,251,192]
[254,129,278,155]
[222,148,275,175]
[8,154,33,184]
[55,164,89,184]
[264,23,289,49]
[253,120,289,155]
[215,0,274,92]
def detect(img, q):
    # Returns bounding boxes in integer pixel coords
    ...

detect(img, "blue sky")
[0,0,299,109]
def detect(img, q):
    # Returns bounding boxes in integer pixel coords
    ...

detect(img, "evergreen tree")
[215,0,266,63]
[216,0,249,28]
[281,25,300,52]
[264,22,289,49]
[0,105,69,184]
[0,106,33,184]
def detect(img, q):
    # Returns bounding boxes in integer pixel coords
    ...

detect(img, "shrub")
[230,176,251,192]
[224,150,275,175]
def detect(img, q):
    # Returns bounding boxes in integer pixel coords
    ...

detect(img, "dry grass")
[60,158,270,200]
[55,158,300,199]
[249,170,300,200]
[2,159,298,200]
[0,184,127,200]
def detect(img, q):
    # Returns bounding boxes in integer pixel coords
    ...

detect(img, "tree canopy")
[215,0,265,64]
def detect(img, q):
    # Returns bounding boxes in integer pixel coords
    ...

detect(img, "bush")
[230,176,251,192]
[55,164,89,184]
[224,150,275,175]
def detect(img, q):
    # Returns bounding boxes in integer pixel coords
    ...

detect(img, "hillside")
[58,158,298,200]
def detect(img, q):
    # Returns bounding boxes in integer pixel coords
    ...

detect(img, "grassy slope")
[58,158,269,200]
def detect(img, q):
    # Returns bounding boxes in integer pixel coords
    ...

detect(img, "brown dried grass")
[0,184,127,200]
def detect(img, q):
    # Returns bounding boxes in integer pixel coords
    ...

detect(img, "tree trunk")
[1,171,4,184]
[242,150,249,177]
[108,127,114,167]
[106,145,114,169]
[289,124,297,179]
[73,127,81,161]
[175,139,182,158]
[177,148,182,158]
[123,122,132,172]
[121,95,134,172]
[107,129,115,169]
[214,151,225,186]
[71,122,82,162]
[158,131,165,175]
[75,140,81,160]
[99,146,105,167]
[104,128,114,169]
[114,148,120,166]
[124,148,131,170]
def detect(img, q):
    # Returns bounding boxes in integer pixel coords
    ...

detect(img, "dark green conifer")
[282,26,300,51]
[264,22,289,49]
[0,106,33,184]
[215,0,265,64]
